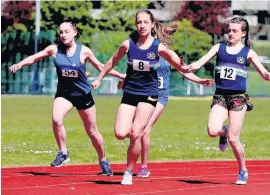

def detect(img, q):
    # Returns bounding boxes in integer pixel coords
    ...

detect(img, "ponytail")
[244,33,251,48]
[152,20,178,46]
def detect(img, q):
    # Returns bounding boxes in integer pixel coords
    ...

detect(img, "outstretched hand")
[200,79,215,87]
[91,79,101,91]
[120,73,126,80]
[179,56,192,73]
[265,72,270,81]
[117,77,125,90]
[9,64,22,73]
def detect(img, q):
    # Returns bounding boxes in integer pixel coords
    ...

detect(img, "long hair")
[54,20,80,53]
[131,9,178,46]
[230,16,251,48]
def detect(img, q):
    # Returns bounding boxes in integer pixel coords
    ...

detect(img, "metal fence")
[2,31,270,96]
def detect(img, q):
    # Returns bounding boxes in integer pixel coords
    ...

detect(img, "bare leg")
[126,102,155,171]
[207,104,228,138]
[78,105,106,161]
[141,102,165,167]
[228,105,247,171]
[114,104,136,140]
[52,97,73,153]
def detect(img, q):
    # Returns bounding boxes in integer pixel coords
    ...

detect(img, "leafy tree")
[175,1,231,36]
[37,1,96,46]
[1,1,35,33]
[88,31,129,74]
[170,19,214,80]
[171,19,212,62]
[98,1,149,31]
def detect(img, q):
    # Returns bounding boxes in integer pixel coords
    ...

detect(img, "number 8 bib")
[133,60,150,71]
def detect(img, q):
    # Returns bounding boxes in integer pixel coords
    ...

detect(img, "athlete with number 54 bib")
[9,20,125,176]
[186,16,270,185]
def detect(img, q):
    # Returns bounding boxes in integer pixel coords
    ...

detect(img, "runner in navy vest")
[9,20,125,176]
[117,54,214,178]
[91,9,190,185]
[186,16,270,185]
[137,55,214,178]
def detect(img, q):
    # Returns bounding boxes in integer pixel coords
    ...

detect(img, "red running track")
[2,160,270,195]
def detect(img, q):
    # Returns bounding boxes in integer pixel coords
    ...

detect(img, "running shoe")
[121,170,133,185]
[137,165,150,178]
[236,170,248,185]
[50,151,70,167]
[99,159,113,176]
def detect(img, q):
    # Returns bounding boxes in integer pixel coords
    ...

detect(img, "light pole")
[32,0,41,93]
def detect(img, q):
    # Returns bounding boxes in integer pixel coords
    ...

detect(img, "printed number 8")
[138,61,144,70]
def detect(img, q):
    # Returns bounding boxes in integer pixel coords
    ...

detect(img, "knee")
[142,131,150,139]
[207,126,219,138]
[114,126,128,140]
[52,116,63,127]
[86,125,99,138]
[115,131,127,140]
[130,129,143,141]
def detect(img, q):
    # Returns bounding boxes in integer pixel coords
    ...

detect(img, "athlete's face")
[228,23,246,45]
[59,22,77,46]
[136,12,154,37]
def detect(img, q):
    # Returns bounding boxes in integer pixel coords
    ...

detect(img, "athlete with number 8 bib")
[186,16,270,185]
[91,9,190,185]
[9,20,125,176]
[117,54,214,179]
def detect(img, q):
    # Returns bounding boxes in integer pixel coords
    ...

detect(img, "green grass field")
[248,71,270,96]
[1,96,270,167]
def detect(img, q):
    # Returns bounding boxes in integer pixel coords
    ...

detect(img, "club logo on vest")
[237,57,245,64]
[147,52,156,60]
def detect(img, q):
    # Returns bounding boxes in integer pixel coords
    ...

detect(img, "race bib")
[133,60,150,71]
[220,67,236,80]
[158,77,164,89]
[62,70,78,78]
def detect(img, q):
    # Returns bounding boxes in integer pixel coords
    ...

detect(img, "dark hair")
[230,16,251,48]
[131,9,178,46]
[54,20,80,53]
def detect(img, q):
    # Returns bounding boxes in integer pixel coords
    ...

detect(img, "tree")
[170,19,214,78]
[37,1,96,46]
[1,1,35,33]
[175,1,231,36]
[98,1,149,31]
[171,19,212,62]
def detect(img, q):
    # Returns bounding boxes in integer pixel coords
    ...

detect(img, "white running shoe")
[236,170,248,185]
[121,170,133,185]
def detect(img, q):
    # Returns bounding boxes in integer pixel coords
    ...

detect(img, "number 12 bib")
[220,67,236,80]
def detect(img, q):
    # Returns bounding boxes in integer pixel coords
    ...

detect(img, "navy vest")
[54,44,91,96]
[215,43,250,92]
[123,38,160,96]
